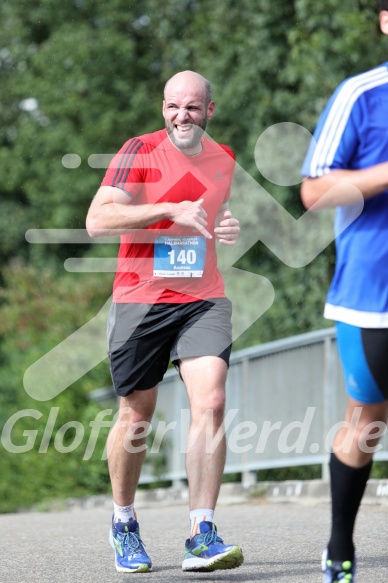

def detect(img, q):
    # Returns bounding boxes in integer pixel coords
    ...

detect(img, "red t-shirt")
[101,129,236,303]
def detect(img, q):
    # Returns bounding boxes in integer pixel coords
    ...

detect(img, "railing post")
[322,334,337,480]
[240,357,257,488]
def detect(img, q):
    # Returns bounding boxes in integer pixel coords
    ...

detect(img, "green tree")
[0,265,114,512]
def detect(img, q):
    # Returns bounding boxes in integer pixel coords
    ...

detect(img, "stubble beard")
[165,117,207,150]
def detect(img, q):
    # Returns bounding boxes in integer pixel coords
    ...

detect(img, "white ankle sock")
[113,502,136,524]
[190,508,214,537]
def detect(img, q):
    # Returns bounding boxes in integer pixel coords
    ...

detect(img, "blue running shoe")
[109,518,152,573]
[322,548,356,582]
[182,521,243,572]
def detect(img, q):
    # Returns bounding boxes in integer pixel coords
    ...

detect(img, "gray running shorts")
[107,298,232,396]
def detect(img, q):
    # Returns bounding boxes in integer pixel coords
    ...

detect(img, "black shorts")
[107,298,232,396]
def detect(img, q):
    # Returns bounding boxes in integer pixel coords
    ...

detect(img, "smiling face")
[163,71,215,155]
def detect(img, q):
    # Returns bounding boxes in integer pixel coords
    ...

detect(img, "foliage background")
[0,0,386,512]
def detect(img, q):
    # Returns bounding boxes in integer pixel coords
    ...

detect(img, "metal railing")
[93,327,388,485]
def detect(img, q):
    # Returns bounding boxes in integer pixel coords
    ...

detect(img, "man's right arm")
[85,186,212,238]
[301,162,388,210]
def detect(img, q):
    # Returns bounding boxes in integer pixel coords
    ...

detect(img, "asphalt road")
[1,500,388,582]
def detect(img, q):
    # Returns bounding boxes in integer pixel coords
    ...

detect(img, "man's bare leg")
[107,387,158,506]
[180,356,227,511]
[107,387,158,573]
[333,397,388,467]
[180,355,243,572]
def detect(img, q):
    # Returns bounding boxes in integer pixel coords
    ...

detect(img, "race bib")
[153,236,206,277]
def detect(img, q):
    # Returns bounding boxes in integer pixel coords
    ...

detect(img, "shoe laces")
[203,525,224,546]
[118,530,146,553]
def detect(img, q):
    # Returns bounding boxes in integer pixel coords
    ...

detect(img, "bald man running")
[86,70,243,574]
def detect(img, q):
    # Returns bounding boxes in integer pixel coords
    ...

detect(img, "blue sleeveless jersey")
[302,63,388,327]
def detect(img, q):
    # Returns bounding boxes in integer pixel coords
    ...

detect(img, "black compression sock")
[328,452,372,561]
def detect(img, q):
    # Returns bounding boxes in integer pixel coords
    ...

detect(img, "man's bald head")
[164,71,212,107]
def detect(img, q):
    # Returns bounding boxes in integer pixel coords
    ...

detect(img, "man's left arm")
[214,203,240,246]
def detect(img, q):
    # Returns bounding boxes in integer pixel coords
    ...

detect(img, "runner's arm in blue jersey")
[301,163,388,210]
